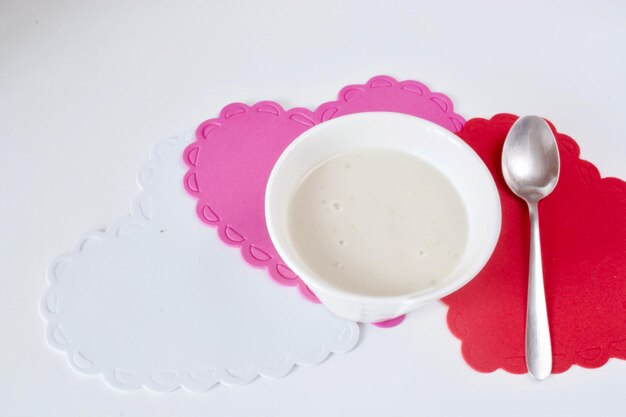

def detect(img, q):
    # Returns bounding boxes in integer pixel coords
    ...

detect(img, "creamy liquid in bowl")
[287,148,468,297]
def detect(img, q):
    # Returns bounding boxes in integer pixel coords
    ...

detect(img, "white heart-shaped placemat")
[41,133,359,393]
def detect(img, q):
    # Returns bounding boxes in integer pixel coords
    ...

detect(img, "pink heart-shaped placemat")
[183,75,464,327]
[443,114,626,374]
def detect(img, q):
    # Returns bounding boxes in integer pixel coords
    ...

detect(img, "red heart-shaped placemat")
[443,114,626,374]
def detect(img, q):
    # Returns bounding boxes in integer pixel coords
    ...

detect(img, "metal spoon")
[502,115,560,380]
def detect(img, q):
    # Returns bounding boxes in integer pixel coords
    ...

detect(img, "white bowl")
[265,112,501,323]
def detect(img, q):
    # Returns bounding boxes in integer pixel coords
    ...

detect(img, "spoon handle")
[526,201,552,380]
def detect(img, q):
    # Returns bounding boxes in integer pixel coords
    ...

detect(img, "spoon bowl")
[502,116,560,202]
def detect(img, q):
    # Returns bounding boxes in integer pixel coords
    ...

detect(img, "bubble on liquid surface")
[339,240,346,246]
[418,250,427,257]
[332,201,344,211]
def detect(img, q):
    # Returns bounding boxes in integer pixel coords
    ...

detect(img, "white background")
[1,1,625,416]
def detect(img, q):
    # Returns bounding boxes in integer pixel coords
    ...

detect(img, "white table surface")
[1,1,625,416]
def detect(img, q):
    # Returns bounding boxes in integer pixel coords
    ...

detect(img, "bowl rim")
[265,112,502,306]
